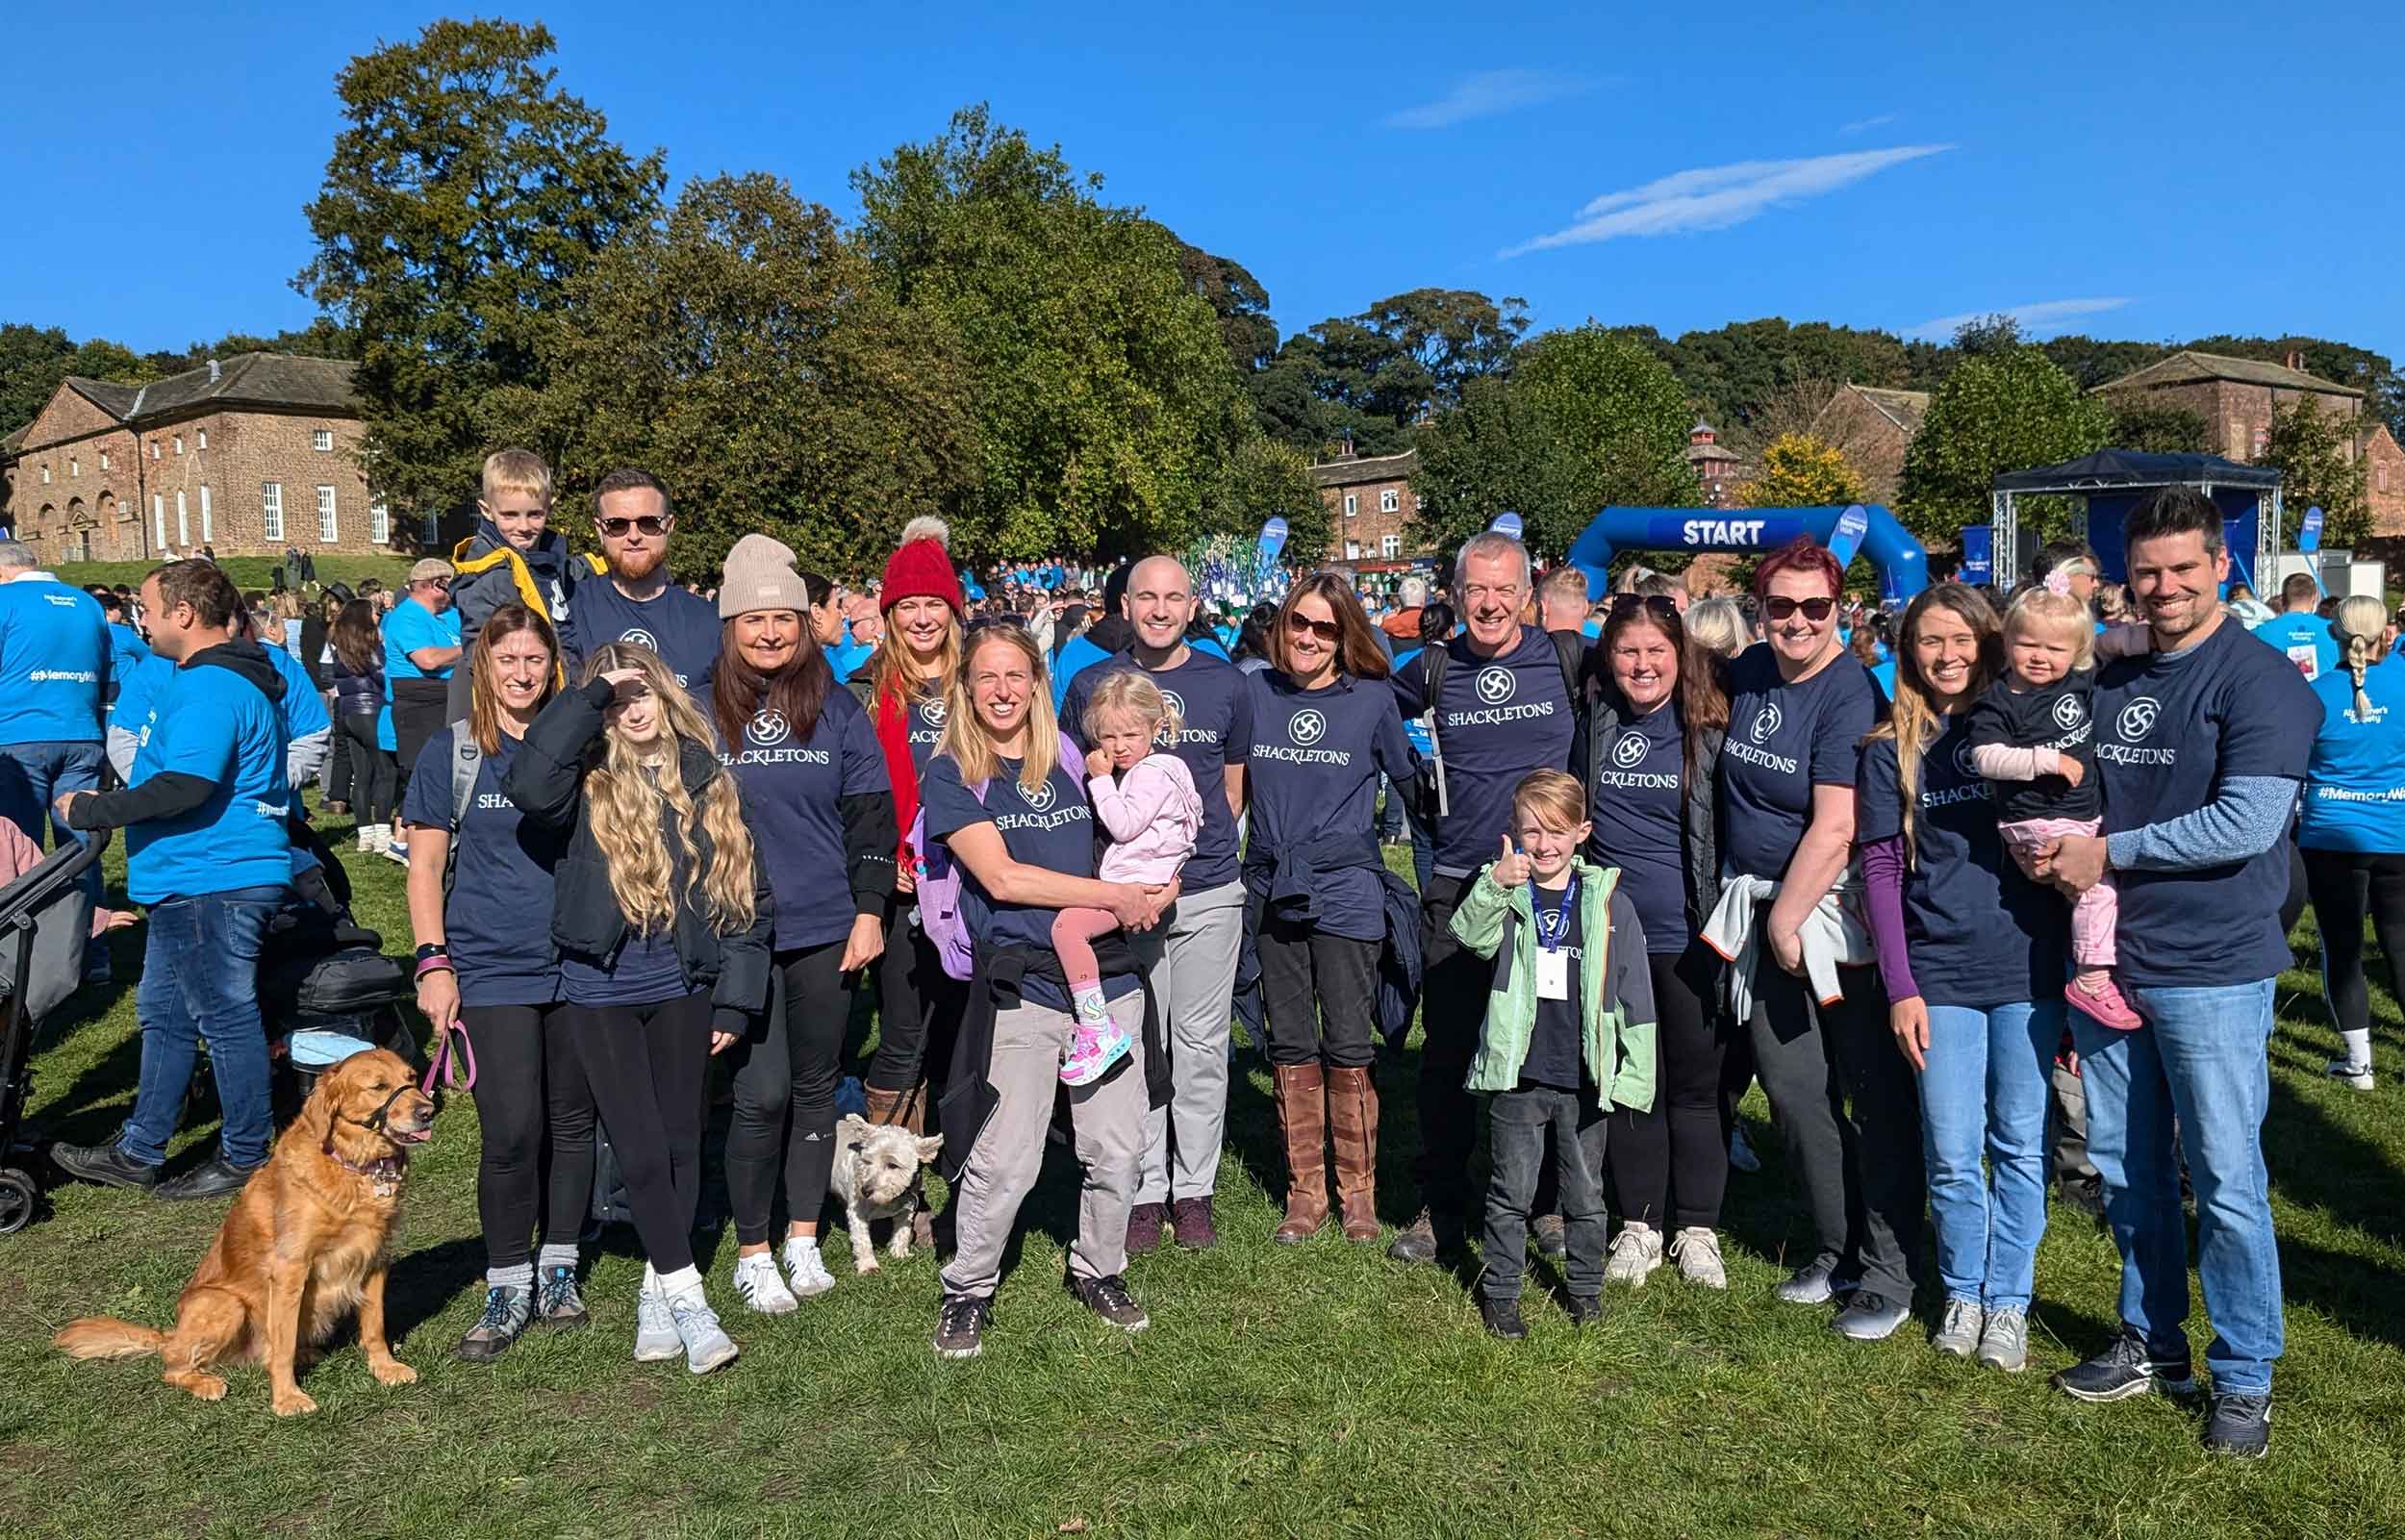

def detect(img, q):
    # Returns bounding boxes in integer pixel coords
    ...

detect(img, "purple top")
[1860,834,1917,1004]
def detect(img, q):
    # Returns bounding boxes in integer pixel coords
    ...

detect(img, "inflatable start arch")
[1559,505,1931,604]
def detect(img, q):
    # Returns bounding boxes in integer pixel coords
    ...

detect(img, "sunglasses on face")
[1610,593,1678,618]
[1285,612,1341,644]
[596,516,669,539]
[416,577,451,592]
[1763,595,1835,622]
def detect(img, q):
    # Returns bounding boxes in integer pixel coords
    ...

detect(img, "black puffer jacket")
[506,675,774,1032]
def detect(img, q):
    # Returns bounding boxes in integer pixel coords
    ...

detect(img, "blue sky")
[6,1,2401,361]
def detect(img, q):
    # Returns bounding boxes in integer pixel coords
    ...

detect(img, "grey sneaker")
[670,1293,739,1374]
[454,1285,533,1363]
[1933,1299,1984,1358]
[933,1293,992,1359]
[2327,1058,2375,1091]
[1605,1222,1662,1286]
[2203,1391,2271,1457]
[1775,1258,1838,1305]
[536,1264,588,1329]
[633,1279,680,1363]
[1977,1306,2029,1373]
[1669,1226,1726,1289]
[1831,1295,1911,1341]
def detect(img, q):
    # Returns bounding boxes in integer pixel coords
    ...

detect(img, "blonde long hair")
[1867,584,2002,868]
[868,602,961,713]
[2333,594,2389,720]
[938,623,1059,798]
[580,644,756,936]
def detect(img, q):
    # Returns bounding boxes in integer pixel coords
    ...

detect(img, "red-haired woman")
[1701,537,1922,1340]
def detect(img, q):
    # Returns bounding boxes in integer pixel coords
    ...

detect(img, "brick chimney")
[2285,349,2305,371]
[1689,417,1717,447]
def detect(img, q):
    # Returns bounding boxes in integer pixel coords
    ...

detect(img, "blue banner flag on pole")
[2299,504,2325,554]
[1826,503,1871,568]
[1959,525,1992,587]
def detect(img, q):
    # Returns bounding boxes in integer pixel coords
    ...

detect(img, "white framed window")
[198,485,213,543]
[1342,492,1356,517]
[1344,539,1361,561]
[369,498,390,544]
[262,483,284,543]
[175,490,190,546]
[149,442,160,460]
[195,429,207,449]
[68,457,79,478]
[172,435,184,456]
[1381,534,1403,559]
[1380,489,1400,514]
[98,450,110,470]
[38,464,50,484]
[316,485,338,542]
[152,495,165,548]
[313,429,334,453]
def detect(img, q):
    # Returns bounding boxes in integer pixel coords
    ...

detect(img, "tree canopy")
[1898,345,2113,547]
[1740,433,1868,510]
[2260,399,2371,549]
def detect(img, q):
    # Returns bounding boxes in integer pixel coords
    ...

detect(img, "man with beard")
[568,468,721,694]
[1388,532,1583,1262]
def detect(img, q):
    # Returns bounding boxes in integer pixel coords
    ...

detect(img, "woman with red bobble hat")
[861,518,969,1147]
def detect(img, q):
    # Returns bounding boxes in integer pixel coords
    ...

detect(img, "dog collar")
[331,1149,409,1195]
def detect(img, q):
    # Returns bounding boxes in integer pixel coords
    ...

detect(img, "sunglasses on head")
[596,515,669,539]
[1285,612,1341,643]
[1609,593,1678,618]
[1763,595,1835,622]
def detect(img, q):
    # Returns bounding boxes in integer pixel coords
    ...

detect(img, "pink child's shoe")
[1060,1017,1133,1087]
[2067,973,2143,1032]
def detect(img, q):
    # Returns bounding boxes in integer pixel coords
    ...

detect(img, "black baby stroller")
[0,829,109,1234]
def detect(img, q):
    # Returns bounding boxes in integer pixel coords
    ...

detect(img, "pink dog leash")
[423,1020,477,1096]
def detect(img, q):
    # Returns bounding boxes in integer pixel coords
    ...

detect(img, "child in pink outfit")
[1053,671,1202,1086]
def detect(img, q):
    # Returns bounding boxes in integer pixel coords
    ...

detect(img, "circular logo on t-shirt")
[1612,731,1650,770]
[746,710,790,747]
[1476,667,1516,705]
[2052,694,2088,732]
[1750,701,1783,744]
[921,697,948,726]
[2115,696,2161,742]
[1954,738,1980,780]
[1023,777,1056,813]
[1289,708,1327,746]
[619,627,660,653]
[1157,688,1186,745]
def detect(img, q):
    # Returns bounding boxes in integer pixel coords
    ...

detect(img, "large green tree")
[0,325,81,431]
[2259,399,2372,548]
[294,19,665,520]
[532,173,978,576]
[1255,288,1530,456]
[850,105,1253,562]
[1898,344,2113,547]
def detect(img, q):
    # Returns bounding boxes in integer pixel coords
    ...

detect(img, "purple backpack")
[909,732,1086,981]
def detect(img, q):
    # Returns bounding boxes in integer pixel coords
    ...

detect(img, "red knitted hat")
[880,537,965,616]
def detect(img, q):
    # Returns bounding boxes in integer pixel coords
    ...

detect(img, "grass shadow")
[383,1235,489,1348]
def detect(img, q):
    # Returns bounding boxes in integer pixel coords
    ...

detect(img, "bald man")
[1061,555,1253,1251]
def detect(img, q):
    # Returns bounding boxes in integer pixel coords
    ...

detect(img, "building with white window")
[1307,445,1428,568]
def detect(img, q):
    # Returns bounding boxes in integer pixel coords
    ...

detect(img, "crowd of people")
[8,448,2402,1462]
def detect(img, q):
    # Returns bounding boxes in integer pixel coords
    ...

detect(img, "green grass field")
[3,808,2403,1538]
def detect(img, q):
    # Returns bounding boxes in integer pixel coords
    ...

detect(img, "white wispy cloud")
[1905,296,2133,341]
[1500,144,1954,258]
[1383,69,1589,130]
[1838,113,1897,135]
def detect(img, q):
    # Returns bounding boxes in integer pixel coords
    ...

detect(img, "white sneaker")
[633,1270,679,1362]
[1729,1123,1762,1174]
[733,1251,797,1315]
[784,1237,836,1299]
[669,1290,739,1375]
[1933,1298,1984,1358]
[2327,1058,2375,1091]
[1669,1226,1726,1289]
[1605,1221,1663,1287]
[354,822,377,853]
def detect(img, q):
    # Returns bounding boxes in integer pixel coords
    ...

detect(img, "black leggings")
[463,1003,595,1271]
[1256,912,1380,1069]
[726,942,850,1247]
[338,714,396,825]
[2305,846,2405,1038]
[1608,945,1734,1231]
[869,899,966,1116]
[561,993,713,1274]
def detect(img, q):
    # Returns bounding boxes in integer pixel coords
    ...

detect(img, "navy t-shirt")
[1245,670,1416,944]
[570,577,721,694]
[1856,719,2066,1009]
[903,691,949,778]
[1060,647,1254,894]
[1718,644,1884,880]
[1392,626,1576,876]
[560,927,687,1008]
[401,730,567,1008]
[920,749,1135,1013]
[2091,619,2322,988]
[722,688,891,951]
[1585,700,1687,954]
[1520,880,1586,1091]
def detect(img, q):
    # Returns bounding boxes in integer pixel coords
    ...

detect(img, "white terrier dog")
[830,1114,943,1275]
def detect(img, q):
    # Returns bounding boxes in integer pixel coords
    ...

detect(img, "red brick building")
[0,353,391,562]
[1807,383,1929,503]
[1308,446,1425,564]
[1685,419,1745,507]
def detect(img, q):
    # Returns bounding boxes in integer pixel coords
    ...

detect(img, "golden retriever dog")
[55,1048,438,1416]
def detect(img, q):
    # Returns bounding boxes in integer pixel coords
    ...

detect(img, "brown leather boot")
[1326,1065,1381,1242]
[1272,1063,1329,1243]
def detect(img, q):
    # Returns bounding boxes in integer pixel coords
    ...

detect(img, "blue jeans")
[2070,978,2282,1394]
[118,886,287,1169]
[0,740,105,906]
[1918,1000,2062,1312]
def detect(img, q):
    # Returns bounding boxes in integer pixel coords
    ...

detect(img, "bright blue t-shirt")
[1391,626,1577,877]
[2250,613,2340,683]
[104,619,150,702]
[1718,644,1885,880]
[1391,646,1432,755]
[1060,647,1254,895]
[1051,632,1113,711]
[2299,660,2405,855]
[1244,669,1416,943]
[381,597,461,683]
[570,577,721,694]
[823,629,874,685]
[1585,699,1687,955]
[401,730,567,1007]
[123,658,291,903]
[1870,659,1897,700]
[0,577,109,745]
[722,688,891,951]
[2092,619,2322,987]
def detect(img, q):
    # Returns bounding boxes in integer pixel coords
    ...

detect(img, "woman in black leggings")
[508,643,772,1375]
[711,537,897,1311]
[402,604,594,1361]
[327,598,398,850]
[1579,596,1734,1288]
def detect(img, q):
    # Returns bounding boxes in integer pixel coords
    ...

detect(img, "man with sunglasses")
[1388,531,1585,1264]
[569,467,722,695]
[381,557,463,847]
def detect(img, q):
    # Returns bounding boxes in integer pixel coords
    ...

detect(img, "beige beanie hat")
[719,533,809,619]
